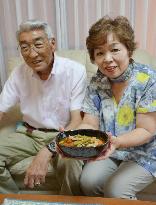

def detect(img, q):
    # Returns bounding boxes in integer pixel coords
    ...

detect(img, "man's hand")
[24,147,52,189]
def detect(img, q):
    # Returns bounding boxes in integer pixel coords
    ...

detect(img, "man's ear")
[50,38,55,45]
[50,38,56,51]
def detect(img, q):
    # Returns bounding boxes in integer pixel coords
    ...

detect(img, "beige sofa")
[0,49,156,200]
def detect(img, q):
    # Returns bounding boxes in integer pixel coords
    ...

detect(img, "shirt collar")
[28,53,59,79]
[52,53,59,75]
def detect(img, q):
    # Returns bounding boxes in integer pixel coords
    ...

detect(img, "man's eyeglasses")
[17,40,47,56]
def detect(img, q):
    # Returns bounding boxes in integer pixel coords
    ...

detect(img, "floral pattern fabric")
[82,61,156,177]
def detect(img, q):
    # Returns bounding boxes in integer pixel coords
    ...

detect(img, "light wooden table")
[0,194,156,205]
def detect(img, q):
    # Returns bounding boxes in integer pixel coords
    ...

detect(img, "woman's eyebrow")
[110,42,120,46]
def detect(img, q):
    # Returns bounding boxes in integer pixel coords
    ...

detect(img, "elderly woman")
[79,16,156,199]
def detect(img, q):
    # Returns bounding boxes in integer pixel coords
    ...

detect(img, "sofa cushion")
[56,50,87,65]
[133,49,156,69]
[8,49,156,82]
[0,105,22,137]
[5,49,156,198]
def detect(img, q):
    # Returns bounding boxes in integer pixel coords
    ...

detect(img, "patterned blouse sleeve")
[81,84,100,117]
[136,74,156,113]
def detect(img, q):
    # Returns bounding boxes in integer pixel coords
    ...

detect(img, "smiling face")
[19,29,56,76]
[93,33,130,79]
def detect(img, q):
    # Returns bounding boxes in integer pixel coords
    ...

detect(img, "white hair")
[16,19,54,41]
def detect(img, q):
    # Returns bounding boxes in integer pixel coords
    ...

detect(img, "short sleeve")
[70,64,87,111]
[0,68,20,112]
[81,84,100,117]
[137,80,156,114]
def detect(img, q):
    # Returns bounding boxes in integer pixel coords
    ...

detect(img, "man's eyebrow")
[33,37,45,41]
[19,40,28,44]
[19,37,45,44]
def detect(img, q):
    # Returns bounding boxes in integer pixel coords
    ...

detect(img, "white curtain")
[0,34,7,90]
[55,0,68,49]
[0,0,156,87]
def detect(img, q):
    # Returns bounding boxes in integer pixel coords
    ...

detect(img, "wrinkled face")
[93,33,130,79]
[19,29,55,74]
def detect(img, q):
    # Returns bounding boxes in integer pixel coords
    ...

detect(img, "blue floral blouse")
[82,61,156,177]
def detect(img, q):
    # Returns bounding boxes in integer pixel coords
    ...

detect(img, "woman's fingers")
[59,127,65,132]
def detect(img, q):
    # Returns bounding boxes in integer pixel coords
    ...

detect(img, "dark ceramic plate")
[56,129,109,159]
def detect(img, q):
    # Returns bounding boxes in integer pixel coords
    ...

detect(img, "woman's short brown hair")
[86,16,137,62]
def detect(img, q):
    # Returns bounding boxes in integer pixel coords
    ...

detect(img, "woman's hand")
[56,127,68,158]
[93,133,120,161]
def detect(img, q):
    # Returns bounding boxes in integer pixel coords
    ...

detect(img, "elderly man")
[0,20,86,195]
